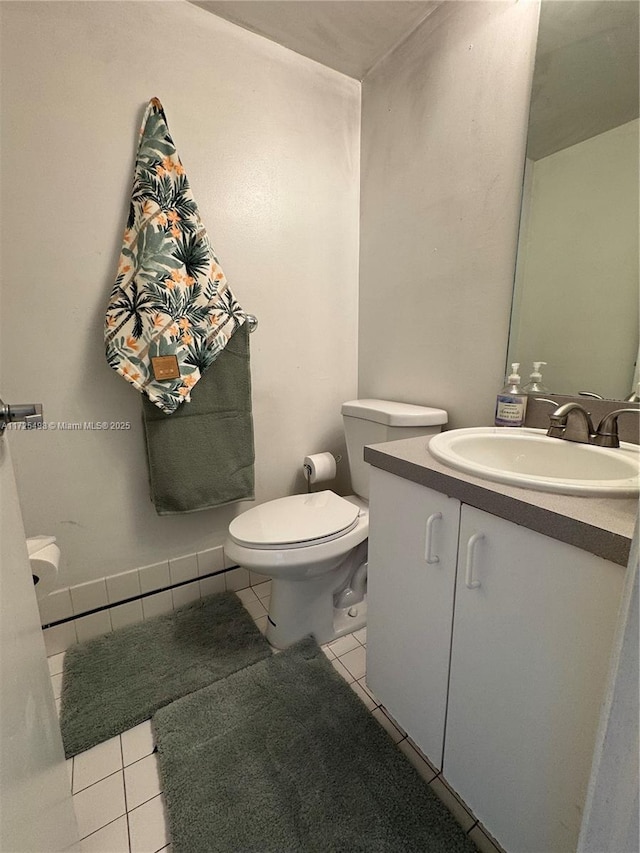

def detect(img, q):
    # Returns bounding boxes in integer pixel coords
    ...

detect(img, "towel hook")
[245,314,258,333]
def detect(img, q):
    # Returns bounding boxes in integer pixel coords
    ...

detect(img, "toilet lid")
[228,491,360,549]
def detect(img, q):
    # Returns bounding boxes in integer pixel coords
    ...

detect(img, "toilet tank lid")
[341,399,448,427]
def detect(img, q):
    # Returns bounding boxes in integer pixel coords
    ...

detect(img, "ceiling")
[528,0,639,160]
[190,0,639,158]
[189,1,441,80]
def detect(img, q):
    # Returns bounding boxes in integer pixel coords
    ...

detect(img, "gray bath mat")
[60,591,270,758]
[153,636,478,853]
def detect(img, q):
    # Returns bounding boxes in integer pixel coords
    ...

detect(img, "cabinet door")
[445,505,625,853]
[367,467,460,768]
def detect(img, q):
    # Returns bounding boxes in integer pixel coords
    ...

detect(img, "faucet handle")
[593,408,640,449]
[533,398,567,438]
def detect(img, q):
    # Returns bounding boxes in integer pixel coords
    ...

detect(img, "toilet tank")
[341,399,448,500]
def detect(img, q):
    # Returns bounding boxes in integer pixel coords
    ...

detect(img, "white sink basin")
[428,427,640,497]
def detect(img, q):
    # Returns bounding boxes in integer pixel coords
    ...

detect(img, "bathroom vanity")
[364,435,636,853]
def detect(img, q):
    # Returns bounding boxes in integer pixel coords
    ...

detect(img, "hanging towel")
[105,98,245,414]
[142,323,255,515]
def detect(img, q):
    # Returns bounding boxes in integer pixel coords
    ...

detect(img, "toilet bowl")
[224,399,448,648]
[225,491,369,648]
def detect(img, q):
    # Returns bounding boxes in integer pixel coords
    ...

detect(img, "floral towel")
[105,98,245,414]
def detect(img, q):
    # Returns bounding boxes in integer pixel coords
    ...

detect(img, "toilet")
[224,399,448,648]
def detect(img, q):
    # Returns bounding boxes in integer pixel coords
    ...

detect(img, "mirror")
[507,0,639,401]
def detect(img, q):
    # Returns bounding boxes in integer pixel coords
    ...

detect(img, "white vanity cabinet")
[367,467,460,768]
[367,467,625,853]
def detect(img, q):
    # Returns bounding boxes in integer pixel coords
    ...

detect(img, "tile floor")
[51,582,502,853]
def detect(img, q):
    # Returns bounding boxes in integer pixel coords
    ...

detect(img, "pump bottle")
[523,362,549,394]
[495,363,527,427]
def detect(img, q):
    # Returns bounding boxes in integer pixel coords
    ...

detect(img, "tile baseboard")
[40,550,269,655]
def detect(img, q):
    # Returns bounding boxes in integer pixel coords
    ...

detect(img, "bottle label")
[495,395,527,426]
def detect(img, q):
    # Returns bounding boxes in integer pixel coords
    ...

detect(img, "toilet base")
[266,596,367,649]
[265,569,367,649]
[332,598,367,641]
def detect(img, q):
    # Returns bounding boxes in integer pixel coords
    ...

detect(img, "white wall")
[509,120,639,400]
[358,0,539,428]
[0,1,360,587]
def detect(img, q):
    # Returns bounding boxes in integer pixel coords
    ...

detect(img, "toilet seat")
[228,491,360,550]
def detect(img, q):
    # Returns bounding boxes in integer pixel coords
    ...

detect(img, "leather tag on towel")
[151,355,180,381]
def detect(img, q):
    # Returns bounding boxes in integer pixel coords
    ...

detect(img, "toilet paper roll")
[303,452,337,484]
[29,543,60,601]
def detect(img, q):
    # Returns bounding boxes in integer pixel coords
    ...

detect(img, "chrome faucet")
[536,399,639,448]
[544,402,595,444]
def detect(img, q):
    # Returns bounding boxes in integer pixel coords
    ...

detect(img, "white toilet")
[224,399,448,648]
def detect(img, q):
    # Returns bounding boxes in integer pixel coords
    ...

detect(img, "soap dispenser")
[495,363,527,427]
[523,362,549,394]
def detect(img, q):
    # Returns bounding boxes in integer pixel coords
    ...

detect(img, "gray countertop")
[364,436,638,567]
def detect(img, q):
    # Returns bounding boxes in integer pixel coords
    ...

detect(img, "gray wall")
[358,0,540,428]
[0,0,360,587]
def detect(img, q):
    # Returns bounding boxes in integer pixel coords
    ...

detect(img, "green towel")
[142,324,255,515]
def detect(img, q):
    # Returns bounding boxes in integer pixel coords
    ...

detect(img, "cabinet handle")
[465,532,484,589]
[424,512,443,564]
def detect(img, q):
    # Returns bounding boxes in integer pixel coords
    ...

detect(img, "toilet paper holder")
[27,535,60,600]
[303,453,342,489]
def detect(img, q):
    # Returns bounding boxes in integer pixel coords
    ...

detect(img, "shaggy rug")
[153,636,478,853]
[60,591,270,758]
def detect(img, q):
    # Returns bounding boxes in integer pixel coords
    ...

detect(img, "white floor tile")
[47,651,65,676]
[124,753,162,811]
[328,633,360,657]
[73,737,123,793]
[349,679,376,711]
[51,672,63,700]
[380,706,406,737]
[397,739,439,783]
[339,645,367,681]
[353,626,367,645]
[468,824,505,853]
[242,597,267,620]
[357,677,379,707]
[321,644,336,660]
[331,658,355,684]
[429,777,476,833]
[235,587,259,606]
[252,580,271,600]
[128,794,170,853]
[73,771,126,841]
[55,698,61,718]
[253,615,268,635]
[372,707,404,744]
[81,815,130,853]
[66,758,73,791]
[121,721,155,767]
